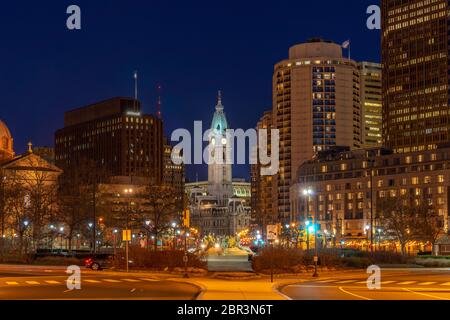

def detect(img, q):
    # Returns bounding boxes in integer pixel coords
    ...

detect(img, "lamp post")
[302,188,314,250]
[145,220,151,250]
[368,158,375,254]
[124,188,133,273]
[303,188,319,277]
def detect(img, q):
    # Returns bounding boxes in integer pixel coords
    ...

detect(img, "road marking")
[418,282,437,286]
[44,270,53,273]
[140,278,159,282]
[398,281,416,285]
[121,279,141,282]
[84,280,101,283]
[403,288,449,300]
[441,282,450,286]
[25,281,40,285]
[45,280,60,284]
[6,282,19,285]
[338,287,372,300]
[103,279,121,283]
[316,279,338,283]
[380,281,396,285]
[356,281,368,284]
[335,280,357,284]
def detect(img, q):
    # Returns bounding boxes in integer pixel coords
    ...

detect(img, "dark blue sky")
[0,0,380,181]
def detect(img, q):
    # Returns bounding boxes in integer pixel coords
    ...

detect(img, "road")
[0,265,200,300]
[207,247,253,272]
[280,269,450,300]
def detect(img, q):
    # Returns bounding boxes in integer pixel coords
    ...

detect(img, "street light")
[303,188,319,277]
[124,188,133,273]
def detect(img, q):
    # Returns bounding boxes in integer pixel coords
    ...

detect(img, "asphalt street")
[0,265,200,300]
[280,269,450,300]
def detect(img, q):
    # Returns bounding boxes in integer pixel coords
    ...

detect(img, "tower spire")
[216,90,224,111]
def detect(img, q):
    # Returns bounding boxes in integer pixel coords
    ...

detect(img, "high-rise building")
[382,0,450,153]
[55,97,163,183]
[163,137,185,205]
[273,39,361,221]
[251,111,276,231]
[358,62,382,148]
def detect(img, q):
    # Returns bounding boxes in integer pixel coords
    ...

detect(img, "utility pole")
[369,157,375,254]
[92,179,96,254]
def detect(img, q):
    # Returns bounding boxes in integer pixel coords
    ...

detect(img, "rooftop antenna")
[133,71,138,101]
[156,84,162,119]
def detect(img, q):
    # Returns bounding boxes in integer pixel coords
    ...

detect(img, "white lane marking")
[6,282,19,285]
[25,281,40,285]
[45,280,60,284]
[140,278,159,282]
[418,282,437,286]
[44,270,53,273]
[338,287,372,300]
[398,281,416,285]
[403,288,449,300]
[441,282,450,286]
[356,281,368,284]
[103,279,121,283]
[316,279,338,283]
[84,280,101,283]
[121,279,141,282]
[380,281,396,285]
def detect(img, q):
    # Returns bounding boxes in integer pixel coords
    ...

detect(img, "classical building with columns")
[187,93,251,237]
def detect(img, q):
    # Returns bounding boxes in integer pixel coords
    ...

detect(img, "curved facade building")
[273,39,361,221]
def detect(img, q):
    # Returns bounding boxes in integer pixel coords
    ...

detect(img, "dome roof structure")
[210,91,229,135]
[0,120,14,161]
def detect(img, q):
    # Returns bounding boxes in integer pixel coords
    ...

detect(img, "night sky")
[0,0,380,181]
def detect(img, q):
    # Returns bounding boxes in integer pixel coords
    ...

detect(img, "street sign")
[122,229,132,241]
[266,225,279,241]
[313,256,318,263]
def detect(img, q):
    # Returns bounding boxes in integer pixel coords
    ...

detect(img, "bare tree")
[144,185,179,251]
[377,195,418,255]
[413,199,443,251]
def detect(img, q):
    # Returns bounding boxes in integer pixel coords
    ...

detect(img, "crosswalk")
[0,277,160,287]
[311,278,450,287]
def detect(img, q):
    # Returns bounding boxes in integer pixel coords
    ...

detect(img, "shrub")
[33,256,82,266]
[114,246,207,271]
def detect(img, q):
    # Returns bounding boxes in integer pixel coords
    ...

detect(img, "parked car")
[84,254,115,270]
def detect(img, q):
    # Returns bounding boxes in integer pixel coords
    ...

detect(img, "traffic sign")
[266,225,279,241]
[122,229,132,241]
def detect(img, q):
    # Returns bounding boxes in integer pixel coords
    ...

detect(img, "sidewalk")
[172,277,290,300]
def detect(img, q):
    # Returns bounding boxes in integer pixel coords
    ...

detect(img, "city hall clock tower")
[208,91,233,205]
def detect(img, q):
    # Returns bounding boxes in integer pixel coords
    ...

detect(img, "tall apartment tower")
[55,97,163,184]
[163,136,185,205]
[273,39,361,221]
[358,62,382,148]
[382,0,450,153]
[251,111,276,231]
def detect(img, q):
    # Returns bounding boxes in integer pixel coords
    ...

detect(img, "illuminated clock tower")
[208,91,233,206]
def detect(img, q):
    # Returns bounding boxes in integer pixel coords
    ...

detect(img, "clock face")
[221,138,227,145]
[211,138,216,145]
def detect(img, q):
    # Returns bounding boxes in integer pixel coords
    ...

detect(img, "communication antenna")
[156,84,162,119]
